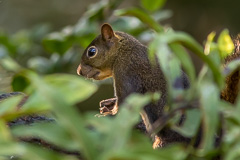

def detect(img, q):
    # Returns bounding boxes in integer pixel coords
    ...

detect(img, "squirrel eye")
[87,47,98,58]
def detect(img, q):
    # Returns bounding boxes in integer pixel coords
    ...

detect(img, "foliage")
[0,0,239,160]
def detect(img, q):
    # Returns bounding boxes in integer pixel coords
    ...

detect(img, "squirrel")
[77,23,190,148]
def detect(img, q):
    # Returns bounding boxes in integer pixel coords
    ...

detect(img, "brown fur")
[77,24,189,148]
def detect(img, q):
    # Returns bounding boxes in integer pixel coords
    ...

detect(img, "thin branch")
[149,101,199,136]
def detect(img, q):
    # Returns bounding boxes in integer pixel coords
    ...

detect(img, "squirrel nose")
[77,65,82,75]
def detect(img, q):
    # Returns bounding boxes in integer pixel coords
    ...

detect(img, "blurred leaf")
[154,31,224,88]
[27,56,53,73]
[11,30,32,55]
[115,8,164,33]
[20,91,52,113]
[84,0,108,21]
[0,46,8,58]
[114,144,187,160]
[76,33,97,48]
[99,93,158,158]
[0,142,77,160]
[204,32,217,55]
[0,120,12,141]
[169,43,196,86]
[0,96,23,117]
[27,72,97,159]
[141,0,166,12]
[82,0,123,21]
[30,24,52,42]
[218,29,234,59]
[199,80,219,153]
[0,56,23,72]
[12,73,30,92]
[22,144,78,160]
[0,142,26,158]
[44,74,98,105]
[43,30,74,55]
[149,35,184,101]
[222,59,240,77]
[224,107,240,126]
[0,31,16,54]
[204,32,222,68]
[173,109,201,137]
[106,93,154,148]
[224,141,240,160]
[153,10,173,22]
[12,122,80,151]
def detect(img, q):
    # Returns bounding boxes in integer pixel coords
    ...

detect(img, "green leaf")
[169,43,196,86]
[0,95,24,121]
[218,29,234,59]
[43,30,74,55]
[155,31,224,88]
[27,72,97,159]
[0,56,23,72]
[27,56,53,73]
[0,31,16,54]
[105,144,187,160]
[141,0,166,12]
[154,40,182,99]
[0,142,78,160]
[0,120,12,142]
[224,141,240,160]
[199,80,219,153]
[20,91,52,113]
[115,8,164,33]
[23,144,78,160]
[11,30,32,55]
[12,73,30,92]
[12,123,80,152]
[0,142,26,158]
[101,93,156,156]
[204,32,217,55]
[44,74,98,105]
[222,59,240,77]
[173,109,201,137]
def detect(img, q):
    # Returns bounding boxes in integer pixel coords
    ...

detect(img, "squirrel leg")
[140,105,166,149]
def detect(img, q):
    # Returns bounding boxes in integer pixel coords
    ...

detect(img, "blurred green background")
[0,0,239,112]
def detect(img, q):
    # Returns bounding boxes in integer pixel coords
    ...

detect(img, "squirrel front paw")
[100,98,117,108]
[99,98,118,116]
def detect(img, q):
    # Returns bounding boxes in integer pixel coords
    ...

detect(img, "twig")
[149,101,199,136]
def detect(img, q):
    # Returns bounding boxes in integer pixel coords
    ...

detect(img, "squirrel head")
[77,23,122,80]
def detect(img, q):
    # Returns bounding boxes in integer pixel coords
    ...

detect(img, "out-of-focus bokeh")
[1,0,239,41]
[0,0,239,111]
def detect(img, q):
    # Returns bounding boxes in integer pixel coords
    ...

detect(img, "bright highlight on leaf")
[204,32,216,55]
[218,29,234,59]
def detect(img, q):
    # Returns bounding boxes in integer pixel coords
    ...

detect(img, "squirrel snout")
[77,64,82,75]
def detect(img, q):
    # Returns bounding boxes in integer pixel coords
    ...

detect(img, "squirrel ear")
[101,23,115,41]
